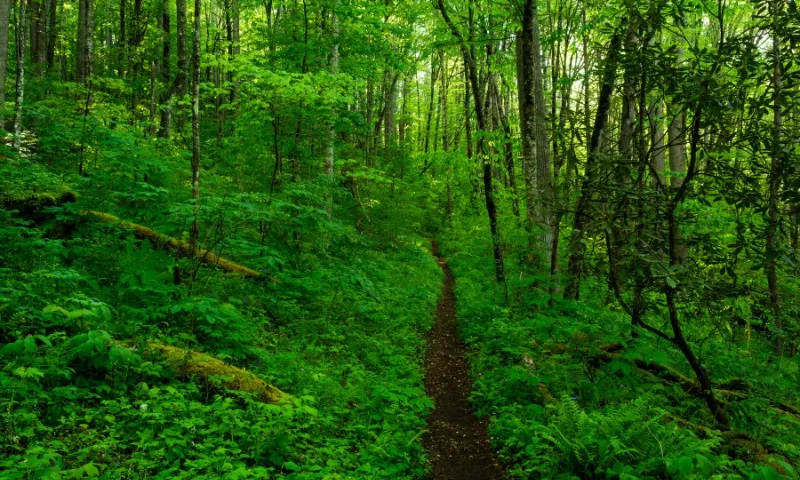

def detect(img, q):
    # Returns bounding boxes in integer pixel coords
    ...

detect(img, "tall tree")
[517,0,554,272]
[13,0,27,151]
[563,28,622,300]
[0,0,10,105]
[76,0,86,83]
[158,0,171,138]
[766,0,783,356]
[190,0,201,244]
[175,0,188,130]
[437,0,506,288]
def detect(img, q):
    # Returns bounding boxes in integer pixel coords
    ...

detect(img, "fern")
[522,395,722,478]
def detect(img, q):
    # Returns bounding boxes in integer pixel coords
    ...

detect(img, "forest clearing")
[1,0,799,478]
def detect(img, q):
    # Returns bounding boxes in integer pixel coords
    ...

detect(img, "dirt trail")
[423,241,504,480]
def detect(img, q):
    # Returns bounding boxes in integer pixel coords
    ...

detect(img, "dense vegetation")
[1,0,799,478]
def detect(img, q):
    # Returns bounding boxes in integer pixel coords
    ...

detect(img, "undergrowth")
[439,214,799,480]
[0,97,442,479]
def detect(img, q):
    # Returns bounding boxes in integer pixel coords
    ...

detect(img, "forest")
[0,0,799,478]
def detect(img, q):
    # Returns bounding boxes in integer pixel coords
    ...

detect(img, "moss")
[1,190,77,210]
[147,342,286,404]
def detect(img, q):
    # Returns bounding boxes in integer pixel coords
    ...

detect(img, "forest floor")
[423,241,505,480]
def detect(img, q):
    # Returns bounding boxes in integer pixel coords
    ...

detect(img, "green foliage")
[439,214,799,479]
[1,81,442,477]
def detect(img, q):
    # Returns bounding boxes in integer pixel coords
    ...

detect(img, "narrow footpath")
[423,241,504,480]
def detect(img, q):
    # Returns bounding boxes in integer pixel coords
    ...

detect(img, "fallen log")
[146,342,285,404]
[1,190,78,210]
[85,211,261,278]
[592,347,800,423]
[535,342,800,423]
[4,192,262,278]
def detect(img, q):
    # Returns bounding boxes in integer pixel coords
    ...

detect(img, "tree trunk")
[325,10,338,180]
[34,0,48,76]
[767,0,783,356]
[383,69,396,149]
[13,0,26,151]
[423,55,438,156]
[158,0,171,138]
[517,0,554,271]
[190,0,201,246]
[650,101,665,185]
[230,0,240,104]
[85,0,93,83]
[463,63,473,159]
[46,0,55,68]
[491,79,519,217]
[175,0,188,131]
[119,0,126,73]
[668,19,687,266]
[668,116,686,188]
[563,29,622,300]
[366,75,374,166]
[76,0,86,83]
[438,0,506,289]
[29,0,38,67]
[324,9,338,216]
[440,50,448,153]
[0,0,10,105]
[149,60,157,135]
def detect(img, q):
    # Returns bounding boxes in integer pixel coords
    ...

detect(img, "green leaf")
[82,462,100,477]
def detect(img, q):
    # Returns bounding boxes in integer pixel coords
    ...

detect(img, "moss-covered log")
[85,211,261,278]
[147,342,285,404]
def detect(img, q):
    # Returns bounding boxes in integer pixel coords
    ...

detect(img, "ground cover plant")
[1,0,800,478]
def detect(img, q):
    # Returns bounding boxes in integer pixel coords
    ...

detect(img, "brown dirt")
[423,240,504,480]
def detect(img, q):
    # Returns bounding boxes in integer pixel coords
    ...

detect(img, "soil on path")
[423,241,504,480]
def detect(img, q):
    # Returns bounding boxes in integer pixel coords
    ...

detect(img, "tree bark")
[76,0,86,83]
[668,116,686,188]
[324,8,338,217]
[491,79,519,217]
[0,0,10,105]
[767,0,783,356]
[29,0,39,67]
[383,69,396,149]
[650,101,666,185]
[423,56,438,156]
[563,29,622,300]
[85,0,93,83]
[517,0,554,272]
[463,62,473,159]
[325,10,338,179]
[440,50,448,153]
[33,0,49,76]
[175,0,188,130]
[158,0,171,138]
[13,0,26,151]
[190,0,201,245]
[437,0,506,288]
[227,0,240,105]
[118,0,126,74]
[46,0,55,68]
